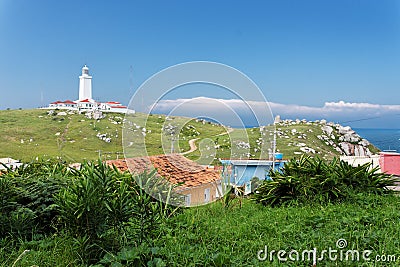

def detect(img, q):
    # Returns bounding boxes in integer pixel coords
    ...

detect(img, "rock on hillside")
[274,118,376,157]
[320,123,371,156]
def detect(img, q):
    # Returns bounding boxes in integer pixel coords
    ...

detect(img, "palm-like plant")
[253,155,396,206]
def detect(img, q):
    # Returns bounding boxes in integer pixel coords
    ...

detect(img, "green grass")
[157,195,400,266]
[0,236,79,267]
[0,110,227,163]
[0,158,397,266]
[0,109,124,162]
[274,123,339,158]
[2,195,400,266]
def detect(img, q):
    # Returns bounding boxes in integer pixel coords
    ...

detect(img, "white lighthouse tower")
[78,65,92,100]
[46,64,132,114]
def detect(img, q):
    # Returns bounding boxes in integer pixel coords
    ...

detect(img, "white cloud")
[323,100,400,110]
[150,97,400,128]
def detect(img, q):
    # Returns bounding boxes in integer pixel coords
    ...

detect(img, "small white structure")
[340,155,381,172]
[49,100,77,109]
[100,101,130,112]
[45,65,133,114]
[79,65,92,101]
[0,158,23,171]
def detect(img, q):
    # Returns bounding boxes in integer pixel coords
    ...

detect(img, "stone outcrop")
[339,142,371,156]
[326,124,369,155]
[274,117,374,157]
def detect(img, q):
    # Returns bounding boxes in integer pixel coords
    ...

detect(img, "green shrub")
[252,155,396,206]
[0,174,17,237]
[0,159,70,239]
[55,161,182,264]
[0,159,183,265]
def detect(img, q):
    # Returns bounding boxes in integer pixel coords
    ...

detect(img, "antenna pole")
[272,122,276,171]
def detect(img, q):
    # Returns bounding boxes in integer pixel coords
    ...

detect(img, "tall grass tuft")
[252,155,396,206]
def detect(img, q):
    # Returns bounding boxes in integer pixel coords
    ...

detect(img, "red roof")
[106,101,120,104]
[63,100,76,104]
[110,105,127,108]
[50,100,63,104]
[106,154,220,190]
[79,99,91,103]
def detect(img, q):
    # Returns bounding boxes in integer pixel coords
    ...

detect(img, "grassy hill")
[0,109,227,163]
[0,109,379,163]
[1,109,123,162]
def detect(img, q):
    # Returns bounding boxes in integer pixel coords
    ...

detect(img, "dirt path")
[57,118,71,149]
[180,127,234,155]
[180,138,199,155]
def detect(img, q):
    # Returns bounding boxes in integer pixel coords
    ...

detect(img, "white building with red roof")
[49,100,78,109]
[46,65,132,114]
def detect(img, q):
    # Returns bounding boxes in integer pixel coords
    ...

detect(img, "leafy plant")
[55,161,182,264]
[252,155,396,206]
[0,159,70,239]
[96,244,166,267]
[222,186,243,209]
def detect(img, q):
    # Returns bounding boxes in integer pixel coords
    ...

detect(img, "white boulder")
[321,125,333,136]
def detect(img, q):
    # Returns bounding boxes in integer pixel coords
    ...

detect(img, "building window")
[185,194,191,207]
[204,188,210,203]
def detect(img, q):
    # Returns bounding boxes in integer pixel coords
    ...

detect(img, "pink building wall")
[379,152,400,176]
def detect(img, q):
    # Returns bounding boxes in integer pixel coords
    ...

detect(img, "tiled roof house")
[107,154,222,206]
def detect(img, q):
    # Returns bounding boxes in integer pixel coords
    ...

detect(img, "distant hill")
[271,119,380,159]
[0,109,379,163]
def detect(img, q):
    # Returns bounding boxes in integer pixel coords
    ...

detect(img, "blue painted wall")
[220,160,286,186]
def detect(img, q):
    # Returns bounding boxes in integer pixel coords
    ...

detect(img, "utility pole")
[171,136,175,154]
[163,123,178,154]
[272,124,276,171]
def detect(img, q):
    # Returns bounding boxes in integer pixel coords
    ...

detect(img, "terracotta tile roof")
[106,154,220,189]
[110,105,127,108]
[50,100,77,104]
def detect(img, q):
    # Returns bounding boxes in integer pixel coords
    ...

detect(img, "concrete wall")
[233,165,270,185]
[340,155,381,172]
[181,181,220,206]
[340,153,400,176]
[379,153,400,175]
[231,161,286,186]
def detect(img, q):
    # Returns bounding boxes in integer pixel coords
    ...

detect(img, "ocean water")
[355,128,400,152]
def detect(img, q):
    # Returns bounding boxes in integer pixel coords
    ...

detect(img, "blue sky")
[1,0,400,128]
